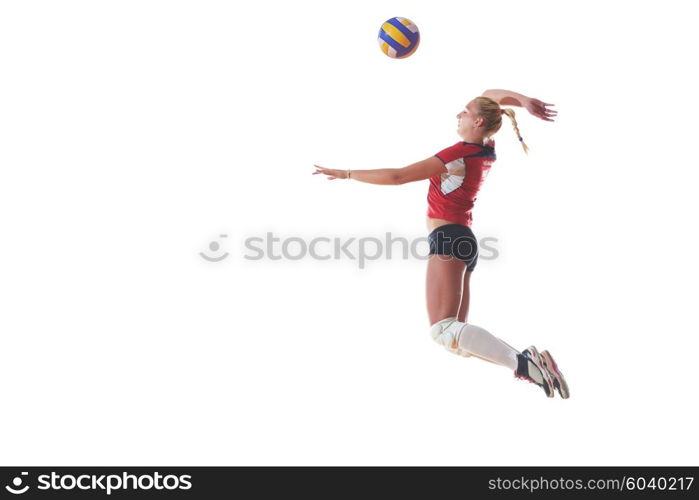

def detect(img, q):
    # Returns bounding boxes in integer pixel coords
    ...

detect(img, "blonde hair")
[472,96,529,154]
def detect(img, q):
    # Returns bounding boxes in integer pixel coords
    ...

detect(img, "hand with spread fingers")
[525,98,557,122]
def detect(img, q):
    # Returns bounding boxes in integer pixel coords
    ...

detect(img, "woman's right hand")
[524,98,557,122]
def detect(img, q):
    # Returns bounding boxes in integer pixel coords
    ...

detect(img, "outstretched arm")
[313,157,446,185]
[482,89,557,122]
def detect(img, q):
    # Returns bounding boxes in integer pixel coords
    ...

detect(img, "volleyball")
[377,17,420,59]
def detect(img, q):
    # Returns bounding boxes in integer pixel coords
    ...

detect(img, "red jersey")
[426,140,496,227]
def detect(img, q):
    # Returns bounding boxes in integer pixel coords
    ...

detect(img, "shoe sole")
[524,346,555,398]
[541,350,570,399]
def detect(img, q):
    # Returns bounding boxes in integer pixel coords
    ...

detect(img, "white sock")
[430,318,519,370]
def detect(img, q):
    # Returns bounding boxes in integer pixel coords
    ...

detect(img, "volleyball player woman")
[313,89,569,398]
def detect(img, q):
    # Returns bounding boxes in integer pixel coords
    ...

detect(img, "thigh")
[457,270,472,322]
[426,254,466,325]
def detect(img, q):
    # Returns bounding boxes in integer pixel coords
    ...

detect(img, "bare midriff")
[426,217,462,232]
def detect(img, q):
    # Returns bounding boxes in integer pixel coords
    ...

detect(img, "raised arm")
[482,89,529,107]
[312,157,446,185]
[482,89,557,122]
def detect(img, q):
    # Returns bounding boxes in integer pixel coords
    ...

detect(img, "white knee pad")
[430,317,473,357]
[430,317,460,351]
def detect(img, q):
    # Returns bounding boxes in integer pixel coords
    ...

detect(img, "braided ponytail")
[501,108,529,154]
[472,96,529,154]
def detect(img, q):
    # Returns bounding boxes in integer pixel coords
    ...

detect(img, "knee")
[430,317,461,351]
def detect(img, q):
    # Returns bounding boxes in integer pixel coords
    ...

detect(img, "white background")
[1,0,697,465]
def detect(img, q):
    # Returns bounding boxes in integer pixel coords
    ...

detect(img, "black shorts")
[428,223,479,272]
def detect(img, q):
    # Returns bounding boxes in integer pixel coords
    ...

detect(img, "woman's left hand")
[312,165,349,180]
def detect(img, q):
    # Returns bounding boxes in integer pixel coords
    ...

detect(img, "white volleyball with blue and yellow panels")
[377,17,420,59]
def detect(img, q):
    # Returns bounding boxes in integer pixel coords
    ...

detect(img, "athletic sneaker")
[540,350,570,399]
[515,346,555,398]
